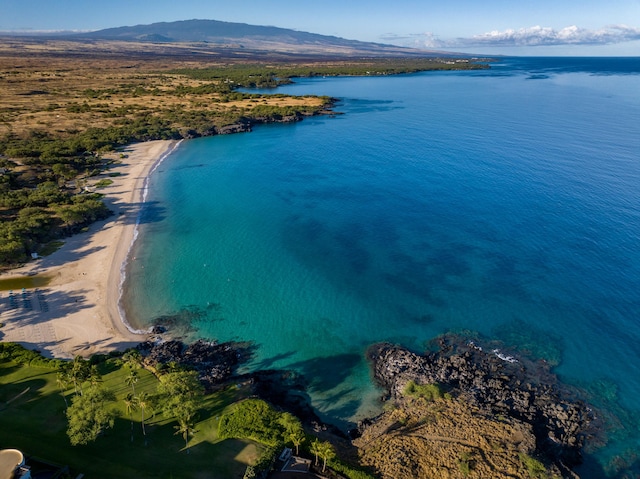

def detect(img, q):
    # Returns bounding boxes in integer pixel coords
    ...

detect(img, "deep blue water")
[124,57,640,476]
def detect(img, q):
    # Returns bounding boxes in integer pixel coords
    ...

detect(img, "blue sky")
[3,0,640,55]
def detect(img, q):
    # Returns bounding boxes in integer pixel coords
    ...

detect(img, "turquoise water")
[124,57,640,475]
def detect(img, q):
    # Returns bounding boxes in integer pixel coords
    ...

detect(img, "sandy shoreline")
[0,139,179,359]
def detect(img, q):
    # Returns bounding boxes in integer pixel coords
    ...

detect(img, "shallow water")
[124,57,640,476]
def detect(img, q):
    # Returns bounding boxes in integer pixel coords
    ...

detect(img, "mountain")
[75,19,438,57]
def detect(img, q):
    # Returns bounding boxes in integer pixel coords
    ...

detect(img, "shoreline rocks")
[366,335,600,475]
[183,98,339,138]
[136,338,252,390]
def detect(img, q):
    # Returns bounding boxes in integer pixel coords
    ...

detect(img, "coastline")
[0,139,178,359]
[114,139,182,334]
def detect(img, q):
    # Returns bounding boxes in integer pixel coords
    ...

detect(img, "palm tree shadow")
[0,288,140,358]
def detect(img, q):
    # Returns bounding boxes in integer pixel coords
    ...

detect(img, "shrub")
[458,451,473,476]
[93,179,113,188]
[326,458,376,479]
[218,398,289,446]
[403,380,448,401]
[519,453,548,478]
[0,342,64,368]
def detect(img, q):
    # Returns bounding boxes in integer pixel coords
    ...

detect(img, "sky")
[3,0,640,56]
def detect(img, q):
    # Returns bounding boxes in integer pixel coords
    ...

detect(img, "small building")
[0,449,31,479]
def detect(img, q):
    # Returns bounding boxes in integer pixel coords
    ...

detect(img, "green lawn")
[0,359,262,479]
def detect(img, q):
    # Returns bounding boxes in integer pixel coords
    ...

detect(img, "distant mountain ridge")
[82,19,361,45]
[75,19,441,57]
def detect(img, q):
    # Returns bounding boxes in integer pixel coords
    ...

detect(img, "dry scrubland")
[355,397,553,479]
[0,38,328,141]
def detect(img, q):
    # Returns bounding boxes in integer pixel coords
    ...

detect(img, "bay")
[123,57,640,475]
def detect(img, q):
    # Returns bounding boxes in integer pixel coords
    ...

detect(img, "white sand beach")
[0,140,178,359]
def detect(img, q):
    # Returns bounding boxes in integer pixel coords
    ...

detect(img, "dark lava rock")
[137,339,251,390]
[367,335,600,474]
[150,325,167,334]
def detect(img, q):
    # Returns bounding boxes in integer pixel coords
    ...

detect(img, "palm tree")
[318,441,336,473]
[125,369,139,395]
[174,418,195,453]
[122,349,142,370]
[88,365,102,389]
[56,371,69,408]
[310,439,322,467]
[289,429,305,455]
[69,355,91,395]
[278,412,305,455]
[124,393,138,443]
[137,391,150,445]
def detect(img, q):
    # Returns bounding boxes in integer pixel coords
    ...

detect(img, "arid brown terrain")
[0,37,331,141]
[354,397,551,479]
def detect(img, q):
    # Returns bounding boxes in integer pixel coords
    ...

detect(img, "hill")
[72,18,446,57]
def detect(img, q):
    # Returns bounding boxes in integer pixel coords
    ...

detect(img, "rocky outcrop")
[136,339,251,390]
[213,121,253,135]
[182,99,338,139]
[367,336,599,475]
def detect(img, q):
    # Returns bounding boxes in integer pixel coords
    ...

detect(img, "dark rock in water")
[367,335,600,474]
[214,122,252,135]
[150,325,166,334]
[136,339,252,390]
[136,338,341,435]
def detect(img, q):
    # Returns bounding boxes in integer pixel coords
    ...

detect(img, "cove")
[123,57,640,475]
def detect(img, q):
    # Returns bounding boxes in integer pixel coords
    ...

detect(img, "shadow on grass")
[0,349,260,479]
[99,407,258,479]
[0,377,47,408]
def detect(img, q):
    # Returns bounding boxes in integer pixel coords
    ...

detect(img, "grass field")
[0,359,262,479]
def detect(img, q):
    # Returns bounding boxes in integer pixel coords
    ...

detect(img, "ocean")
[123,57,640,476]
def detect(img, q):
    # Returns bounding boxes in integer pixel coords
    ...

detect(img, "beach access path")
[0,140,178,359]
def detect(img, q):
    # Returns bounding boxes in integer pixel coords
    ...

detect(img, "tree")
[62,355,91,396]
[54,204,86,232]
[66,387,115,445]
[174,417,196,453]
[317,441,336,473]
[310,439,322,467]
[125,369,139,395]
[137,391,151,444]
[88,365,102,389]
[52,163,76,184]
[289,427,306,456]
[156,370,204,419]
[123,393,138,443]
[122,349,142,370]
[278,412,305,455]
[56,371,69,408]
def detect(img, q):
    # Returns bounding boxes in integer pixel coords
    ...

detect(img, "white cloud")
[469,24,640,46]
[380,32,450,50]
[389,24,640,50]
